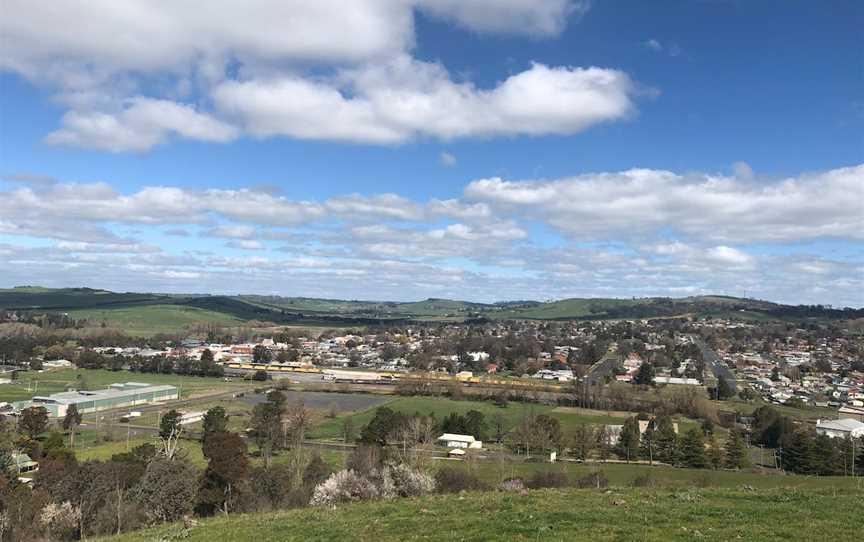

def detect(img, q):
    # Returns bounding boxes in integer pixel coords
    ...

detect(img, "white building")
[437,433,483,449]
[815,418,864,439]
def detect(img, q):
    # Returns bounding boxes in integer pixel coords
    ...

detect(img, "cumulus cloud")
[464,164,864,243]
[1,163,861,306]
[214,58,635,144]
[45,98,238,152]
[0,1,619,150]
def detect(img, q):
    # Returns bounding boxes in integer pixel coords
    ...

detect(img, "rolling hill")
[1,287,860,335]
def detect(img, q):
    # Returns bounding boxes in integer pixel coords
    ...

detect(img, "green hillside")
[106,486,863,542]
[2,287,859,336]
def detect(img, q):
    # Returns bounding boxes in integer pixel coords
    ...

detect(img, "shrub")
[381,464,436,498]
[498,478,525,492]
[629,473,660,488]
[575,471,609,489]
[309,470,379,507]
[526,470,570,489]
[434,467,488,494]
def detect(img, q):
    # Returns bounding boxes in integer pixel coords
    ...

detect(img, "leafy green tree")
[253,345,272,363]
[62,404,82,448]
[615,417,641,462]
[197,431,250,516]
[715,378,736,400]
[781,430,817,474]
[724,429,749,470]
[202,406,229,449]
[633,362,655,386]
[654,415,678,464]
[678,428,708,468]
[640,420,656,463]
[18,406,49,439]
[159,409,182,440]
[358,407,405,447]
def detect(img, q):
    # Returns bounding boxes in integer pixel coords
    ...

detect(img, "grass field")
[0,368,257,402]
[307,395,554,440]
[67,304,242,335]
[106,485,864,542]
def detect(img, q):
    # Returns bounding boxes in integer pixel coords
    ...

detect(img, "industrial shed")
[14,382,178,418]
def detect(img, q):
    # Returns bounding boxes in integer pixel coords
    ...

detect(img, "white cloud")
[465,164,864,243]
[214,58,635,144]
[440,152,457,167]
[417,0,589,37]
[645,39,663,52]
[0,1,618,151]
[45,98,238,152]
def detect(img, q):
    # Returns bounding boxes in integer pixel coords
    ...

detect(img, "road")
[694,337,737,393]
[585,348,619,386]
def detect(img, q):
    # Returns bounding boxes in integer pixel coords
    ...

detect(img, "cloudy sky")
[0,1,862,306]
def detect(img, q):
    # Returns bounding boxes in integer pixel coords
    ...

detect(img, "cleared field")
[0,368,256,402]
[68,304,241,335]
[107,485,864,542]
[308,396,554,440]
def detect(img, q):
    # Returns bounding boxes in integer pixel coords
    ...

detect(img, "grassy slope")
[67,304,241,335]
[107,486,864,542]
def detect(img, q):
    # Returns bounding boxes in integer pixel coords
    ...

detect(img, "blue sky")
[0,1,862,306]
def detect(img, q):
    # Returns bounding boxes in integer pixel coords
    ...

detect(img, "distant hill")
[1,287,860,335]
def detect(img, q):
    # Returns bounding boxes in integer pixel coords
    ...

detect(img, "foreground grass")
[107,486,864,542]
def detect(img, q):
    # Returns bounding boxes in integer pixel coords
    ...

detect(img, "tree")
[251,400,283,467]
[358,407,405,447]
[252,369,269,381]
[202,406,229,449]
[715,378,735,400]
[253,345,272,363]
[302,453,333,489]
[633,362,655,386]
[18,406,48,439]
[707,433,723,469]
[724,429,749,470]
[533,415,563,453]
[62,404,82,448]
[342,416,356,443]
[135,458,198,523]
[639,419,656,464]
[781,430,817,475]
[197,431,250,516]
[678,428,707,468]
[571,423,595,461]
[43,429,75,464]
[159,409,182,440]
[615,417,641,462]
[595,425,611,462]
[158,410,184,459]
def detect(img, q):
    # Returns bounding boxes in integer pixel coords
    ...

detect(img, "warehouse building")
[13,382,179,418]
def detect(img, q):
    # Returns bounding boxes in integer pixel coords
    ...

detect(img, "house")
[437,433,482,449]
[838,405,864,422]
[815,418,864,439]
[9,453,38,475]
